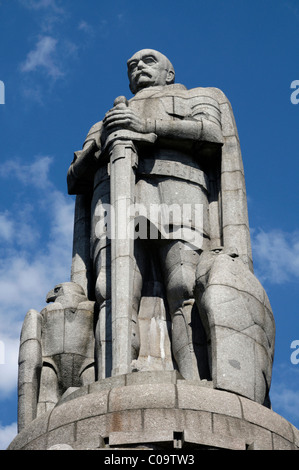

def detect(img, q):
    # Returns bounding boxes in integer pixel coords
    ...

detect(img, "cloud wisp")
[0,155,53,188]
[20,36,64,80]
[0,422,18,451]
[270,362,299,426]
[251,228,299,284]
[19,0,72,86]
[19,0,63,14]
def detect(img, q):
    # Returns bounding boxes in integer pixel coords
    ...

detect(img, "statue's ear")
[166,70,175,85]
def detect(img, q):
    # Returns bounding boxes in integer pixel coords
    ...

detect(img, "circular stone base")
[8,371,299,450]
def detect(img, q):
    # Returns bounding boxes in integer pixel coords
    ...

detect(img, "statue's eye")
[54,287,60,293]
[143,56,156,65]
[128,61,137,71]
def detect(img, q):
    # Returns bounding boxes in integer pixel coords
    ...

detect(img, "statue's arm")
[103,92,223,148]
[144,116,223,146]
[67,122,103,195]
[144,92,224,146]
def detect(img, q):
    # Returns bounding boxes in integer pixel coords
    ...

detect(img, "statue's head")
[46,282,86,304]
[127,49,175,94]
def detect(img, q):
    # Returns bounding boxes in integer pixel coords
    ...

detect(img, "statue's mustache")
[136,71,152,79]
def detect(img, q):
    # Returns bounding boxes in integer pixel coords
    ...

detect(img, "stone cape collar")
[131,83,187,99]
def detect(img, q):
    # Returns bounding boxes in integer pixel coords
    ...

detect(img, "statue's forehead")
[127,49,165,64]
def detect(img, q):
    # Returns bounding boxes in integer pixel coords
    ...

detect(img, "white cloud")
[19,0,63,13]
[272,387,299,421]
[251,228,299,284]
[270,363,299,427]
[0,156,74,397]
[19,0,66,35]
[0,213,14,241]
[0,422,18,450]
[0,155,53,188]
[21,36,64,79]
[18,2,86,93]
[0,336,19,397]
[78,20,94,35]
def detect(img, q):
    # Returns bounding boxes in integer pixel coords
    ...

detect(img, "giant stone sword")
[103,96,157,376]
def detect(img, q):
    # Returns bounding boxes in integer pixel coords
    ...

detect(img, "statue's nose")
[137,60,146,69]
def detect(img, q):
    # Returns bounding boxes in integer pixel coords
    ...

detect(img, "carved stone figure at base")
[18,282,95,432]
[195,247,275,405]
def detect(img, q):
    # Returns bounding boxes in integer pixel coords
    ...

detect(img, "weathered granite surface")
[8,372,299,450]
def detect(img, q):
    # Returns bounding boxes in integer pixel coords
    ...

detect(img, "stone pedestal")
[8,371,299,451]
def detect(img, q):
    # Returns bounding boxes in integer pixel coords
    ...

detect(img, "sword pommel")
[113,96,128,108]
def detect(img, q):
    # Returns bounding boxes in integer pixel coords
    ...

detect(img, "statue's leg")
[131,239,148,361]
[159,241,210,380]
[37,364,59,416]
[131,239,175,371]
[94,242,112,379]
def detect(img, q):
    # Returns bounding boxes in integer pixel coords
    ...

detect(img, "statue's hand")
[103,107,147,134]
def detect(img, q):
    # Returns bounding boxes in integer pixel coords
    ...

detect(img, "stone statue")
[66,47,275,404]
[17,50,275,434]
[18,282,95,432]
[195,247,275,406]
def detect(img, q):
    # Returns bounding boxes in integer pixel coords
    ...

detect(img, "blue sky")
[0,0,299,450]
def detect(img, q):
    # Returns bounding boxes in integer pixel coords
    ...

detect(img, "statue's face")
[127,49,173,94]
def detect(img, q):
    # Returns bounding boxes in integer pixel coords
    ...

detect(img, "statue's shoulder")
[41,302,63,314]
[188,86,231,106]
[86,120,102,138]
[83,120,103,148]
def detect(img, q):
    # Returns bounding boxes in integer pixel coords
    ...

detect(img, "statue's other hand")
[103,108,146,134]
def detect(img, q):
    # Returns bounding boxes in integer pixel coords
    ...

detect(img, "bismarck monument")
[9,49,299,450]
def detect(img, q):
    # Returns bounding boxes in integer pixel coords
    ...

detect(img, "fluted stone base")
[8,371,299,450]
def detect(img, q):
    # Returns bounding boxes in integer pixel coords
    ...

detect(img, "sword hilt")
[113,96,128,108]
[103,95,157,152]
